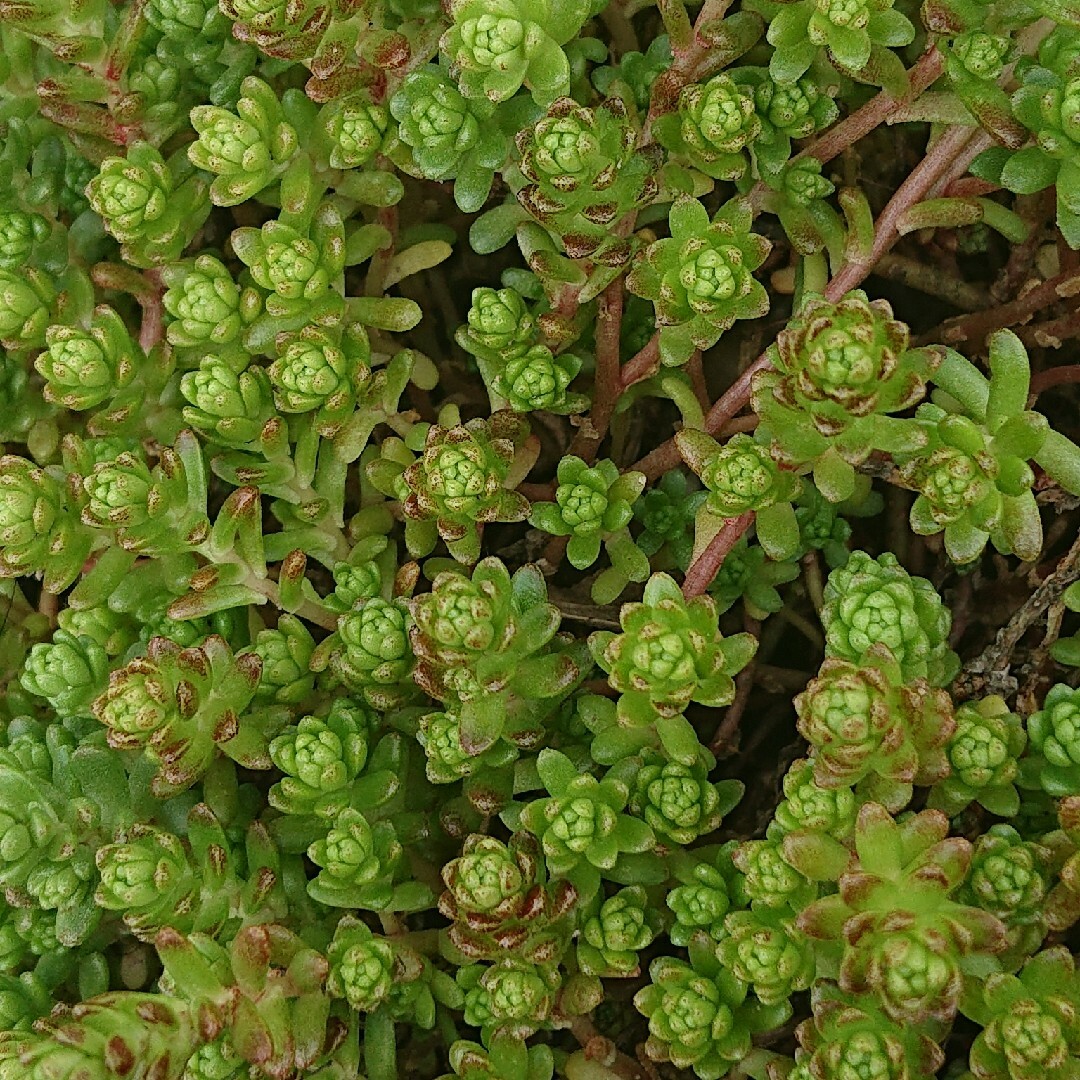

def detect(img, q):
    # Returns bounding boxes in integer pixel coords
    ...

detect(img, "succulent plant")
[962,948,1080,1080]
[796,804,1006,1023]
[770,758,858,840]
[795,989,945,1080]
[268,702,370,817]
[589,573,757,726]
[37,307,140,412]
[20,629,109,718]
[929,696,1027,816]
[734,837,817,913]
[391,68,510,213]
[820,551,959,687]
[749,0,916,88]
[188,76,299,205]
[440,0,596,105]
[2,2,1080,1078]
[631,755,743,846]
[628,197,771,367]
[635,944,792,1079]
[667,844,745,945]
[439,832,577,964]
[516,749,655,901]
[514,96,661,264]
[529,457,644,569]
[989,32,1080,246]
[399,413,530,565]
[677,429,803,560]
[896,333,1051,563]
[718,907,815,1006]
[579,886,659,975]
[91,634,269,796]
[795,645,954,809]
[1026,683,1080,797]
[410,557,586,754]
[753,293,940,502]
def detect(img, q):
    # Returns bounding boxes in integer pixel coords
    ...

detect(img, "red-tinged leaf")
[783,831,851,882]
[796,894,849,940]
[895,808,949,865]
[909,836,971,890]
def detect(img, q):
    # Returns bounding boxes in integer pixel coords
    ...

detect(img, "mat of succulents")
[2,0,1080,1078]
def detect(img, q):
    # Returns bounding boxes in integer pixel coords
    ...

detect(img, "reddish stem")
[644,0,734,139]
[518,481,557,502]
[718,415,759,437]
[804,48,945,166]
[1031,364,1080,396]
[138,273,164,353]
[747,48,946,212]
[687,349,709,411]
[682,512,755,598]
[710,614,760,755]
[618,333,661,390]
[627,55,964,490]
[633,353,771,480]
[555,283,583,321]
[635,126,977,482]
[943,176,1001,198]
[570,279,625,462]
[928,130,994,200]
[824,124,982,300]
[702,354,772,436]
[923,269,1080,347]
[1019,310,1080,351]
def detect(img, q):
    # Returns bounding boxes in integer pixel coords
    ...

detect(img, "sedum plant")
[929,696,1027,816]
[794,988,945,1080]
[511,748,655,901]
[628,197,771,367]
[91,634,279,797]
[409,557,588,754]
[752,291,940,504]
[634,942,791,1079]
[513,96,661,265]
[820,550,959,686]
[794,645,955,809]
[589,572,757,732]
[390,67,513,214]
[1,0,1080,1077]
[677,429,802,560]
[897,331,1053,564]
[578,885,659,976]
[961,947,1080,1080]
[975,30,1080,247]
[440,0,599,106]
[794,804,1007,1023]
[375,410,531,565]
[1024,683,1080,797]
[530,457,643,564]
[749,0,916,90]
